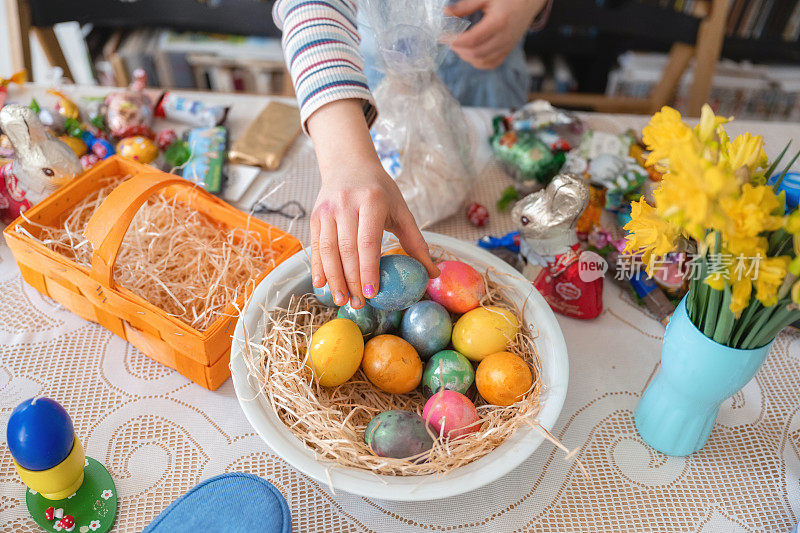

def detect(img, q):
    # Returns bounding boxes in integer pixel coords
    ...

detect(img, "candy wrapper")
[0,71,26,108]
[0,105,82,222]
[586,153,647,209]
[512,174,602,319]
[509,99,584,146]
[363,0,475,228]
[155,92,229,127]
[105,69,153,139]
[490,119,565,186]
[181,126,228,192]
[228,102,301,170]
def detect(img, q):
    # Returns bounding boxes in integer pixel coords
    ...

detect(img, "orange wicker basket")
[4,155,301,390]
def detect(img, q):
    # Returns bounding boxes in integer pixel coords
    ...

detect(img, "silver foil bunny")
[0,104,82,222]
[511,173,590,263]
[511,173,603,320]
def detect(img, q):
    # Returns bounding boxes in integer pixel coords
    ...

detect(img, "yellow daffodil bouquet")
[624,105,800,349]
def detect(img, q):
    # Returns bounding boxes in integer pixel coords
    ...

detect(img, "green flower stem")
[713,284,735,344]
[747,304,800,349]
[740,306,780,349]
[731,301,761,348]
[704,287,722,338]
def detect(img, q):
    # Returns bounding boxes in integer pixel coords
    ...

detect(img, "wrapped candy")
[117,135,159,164]
[0,71,26,108]
[46,89,81,120]
[180,126,228,192]
[512,174,603,319]
[490,120,565,186]
[105,69,153,139]
[0,105,82,222]
[156,129,178,151]
[587,153,647,209]
[155,92,229,127]
[363,0,475,228]
[466,202,489,227]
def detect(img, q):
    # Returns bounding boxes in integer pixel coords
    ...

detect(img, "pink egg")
[422,390,481,439]
[427,261,487,314]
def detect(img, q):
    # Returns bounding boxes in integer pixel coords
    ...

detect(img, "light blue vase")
[634,297,773,456]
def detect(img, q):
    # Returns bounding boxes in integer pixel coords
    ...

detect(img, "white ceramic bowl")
[230,232,568,501]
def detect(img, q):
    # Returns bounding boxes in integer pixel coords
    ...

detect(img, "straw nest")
[23,175,279,331]
[240,246,571,478]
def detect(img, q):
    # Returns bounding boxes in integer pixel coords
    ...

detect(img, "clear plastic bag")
[363,0,475,228]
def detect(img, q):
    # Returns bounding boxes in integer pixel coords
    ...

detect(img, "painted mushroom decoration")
[57,514,75,531]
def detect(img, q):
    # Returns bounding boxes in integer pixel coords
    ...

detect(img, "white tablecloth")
[1,85,798,532]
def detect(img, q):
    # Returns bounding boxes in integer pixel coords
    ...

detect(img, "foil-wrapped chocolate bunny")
[512,174,603,319]
[0,104,82,223]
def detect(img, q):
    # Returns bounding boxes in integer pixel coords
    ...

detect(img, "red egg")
[426,261,486,314]
[422,390,481,439]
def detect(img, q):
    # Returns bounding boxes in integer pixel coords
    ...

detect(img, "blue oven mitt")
[143,473,291,533]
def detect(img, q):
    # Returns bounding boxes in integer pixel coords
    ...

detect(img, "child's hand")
[307,100,439,310]
[446,0,547,70]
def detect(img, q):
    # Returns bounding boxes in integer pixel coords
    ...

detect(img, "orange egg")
[362,334,423,394]
[475,351,534,406]
[382,245,409,256]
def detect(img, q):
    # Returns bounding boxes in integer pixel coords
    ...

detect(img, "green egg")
[422,350,475,398]
[337,302,378,336]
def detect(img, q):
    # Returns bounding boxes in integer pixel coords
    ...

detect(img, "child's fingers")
[445,0,486,18]
[393,213,440,279]
[309,212,327,288]
[358,202,387,300]
[336,212,365,309]
[318,218,349,306]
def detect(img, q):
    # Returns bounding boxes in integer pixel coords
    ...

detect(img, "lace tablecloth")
[1,86,799,532]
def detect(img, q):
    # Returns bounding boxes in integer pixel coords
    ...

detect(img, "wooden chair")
[530,0,731,117]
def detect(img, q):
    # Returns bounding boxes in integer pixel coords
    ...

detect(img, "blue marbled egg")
[399,300,452,360]
[337,302,379,336]
[374,309,403,336]
[313,284,336,307]
[369,255,427,311]
[365,410,434,459]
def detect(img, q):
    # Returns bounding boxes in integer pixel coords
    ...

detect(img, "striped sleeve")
[273,0,377,132]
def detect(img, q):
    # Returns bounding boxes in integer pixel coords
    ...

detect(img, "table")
[1,84,799,532]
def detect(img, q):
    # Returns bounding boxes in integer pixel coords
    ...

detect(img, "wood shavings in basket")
[24,175,280,331]
[241,245,582,478]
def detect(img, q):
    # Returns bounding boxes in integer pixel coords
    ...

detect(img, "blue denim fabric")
[358,9,530,109]
[143,473,291,533]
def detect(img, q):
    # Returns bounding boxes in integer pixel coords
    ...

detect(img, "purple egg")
[399,300,452,360]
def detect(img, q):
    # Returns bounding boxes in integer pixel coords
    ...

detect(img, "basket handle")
[84,172,188,287]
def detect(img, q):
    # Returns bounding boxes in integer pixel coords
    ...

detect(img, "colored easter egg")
[422,350,475,398]
[452,306,519,362]
[337,302,379,336]
[117,135,158,164]
[476,351,534,406]
[426,260,486,314]
[364,410,434,459]
[382,245,409,256]
[58,135,87,157]
[361,334,423,394]
[374,309,403,336]
[422,390,481,439]
[313,284,336,307]
[369,255,427,311]
[308,318,364,387]
[7,398,74,471]
[399,300,452,360]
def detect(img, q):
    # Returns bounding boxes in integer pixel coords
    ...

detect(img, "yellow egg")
[58,135,87,157]
[452,306,519,362]
[117,135,159,164]
[307,318,364,387]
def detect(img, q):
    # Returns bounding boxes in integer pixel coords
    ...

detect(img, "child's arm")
[274,0,438,309]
